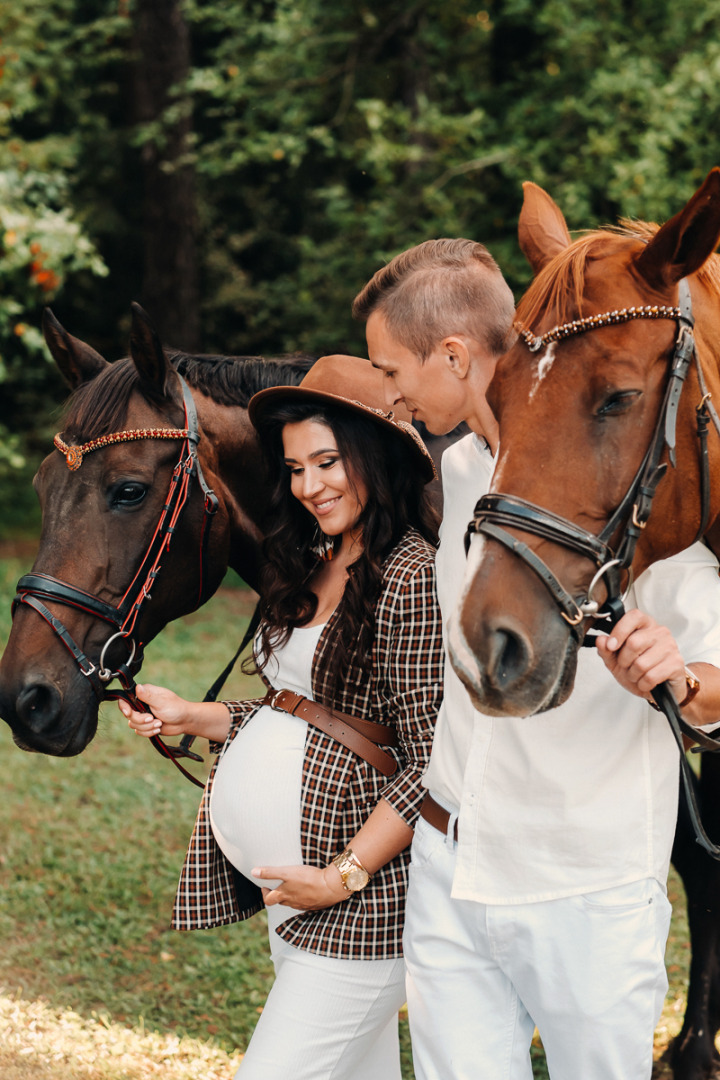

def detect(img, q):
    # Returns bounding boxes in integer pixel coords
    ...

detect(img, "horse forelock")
[516,219,720,333]
[60,352,318,441]
[62,358,139,441]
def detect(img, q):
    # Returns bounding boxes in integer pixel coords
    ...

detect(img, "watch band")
[678,666,701,708]
[650,666,701,711]
[332,848,372,893]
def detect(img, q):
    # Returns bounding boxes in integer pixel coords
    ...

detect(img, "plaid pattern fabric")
[171,529,443,960]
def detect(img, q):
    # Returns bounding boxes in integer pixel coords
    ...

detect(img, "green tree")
[185,0,508,355]
[182,0,720,356]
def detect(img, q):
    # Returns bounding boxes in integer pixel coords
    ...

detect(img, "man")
[353,238,720,1079]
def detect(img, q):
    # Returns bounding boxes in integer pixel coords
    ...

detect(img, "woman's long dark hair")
[252,400,439,682]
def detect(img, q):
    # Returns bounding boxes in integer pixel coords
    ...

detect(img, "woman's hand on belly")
[253,863,349,911]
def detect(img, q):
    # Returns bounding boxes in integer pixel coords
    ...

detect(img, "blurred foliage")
[182,0,720,354]
[1,0,720,524]
[0,1,116,495]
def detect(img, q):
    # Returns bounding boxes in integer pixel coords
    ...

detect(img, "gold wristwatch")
[332,848,372,893]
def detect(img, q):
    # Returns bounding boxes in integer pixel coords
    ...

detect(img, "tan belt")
[261,688,398,777]
[420,791,459,841]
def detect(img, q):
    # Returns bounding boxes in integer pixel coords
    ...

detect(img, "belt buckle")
[266,687,285,711]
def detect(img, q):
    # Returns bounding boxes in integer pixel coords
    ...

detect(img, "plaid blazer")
[171,528,443,960]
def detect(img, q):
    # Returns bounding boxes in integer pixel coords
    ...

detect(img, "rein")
[12,373,220,788]
[465,278,720,859]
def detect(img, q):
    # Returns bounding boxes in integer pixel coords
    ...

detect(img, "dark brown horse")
[0,307,451,761]
[0,304,314,757]
[449,170,720,1080]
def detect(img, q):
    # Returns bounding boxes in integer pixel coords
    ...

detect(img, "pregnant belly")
[209,705,306,888]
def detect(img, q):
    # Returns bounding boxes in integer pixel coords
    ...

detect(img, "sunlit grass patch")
[0,990,243,1080]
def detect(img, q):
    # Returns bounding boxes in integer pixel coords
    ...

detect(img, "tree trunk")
[132,0,200,351]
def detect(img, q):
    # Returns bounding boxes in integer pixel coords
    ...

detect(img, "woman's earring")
[311,523,334,562]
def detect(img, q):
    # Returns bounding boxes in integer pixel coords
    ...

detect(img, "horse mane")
[516,219,720,330]
[171,351,317,405]
[62,351,318,441]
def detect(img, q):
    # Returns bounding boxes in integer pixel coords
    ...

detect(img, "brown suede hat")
[248,354,436,483]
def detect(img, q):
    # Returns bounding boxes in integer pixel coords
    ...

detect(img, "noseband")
[466,279,701,639]
[12,374,219,785]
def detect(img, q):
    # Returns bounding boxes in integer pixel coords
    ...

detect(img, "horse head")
[448,168,720,717]
[0,304,262,755]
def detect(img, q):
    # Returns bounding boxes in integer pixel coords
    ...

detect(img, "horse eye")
[596,390,641,418]
[109,482,149,509]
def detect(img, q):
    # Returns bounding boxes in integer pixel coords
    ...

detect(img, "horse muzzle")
[0,672,98,756]
[448,535,580,717]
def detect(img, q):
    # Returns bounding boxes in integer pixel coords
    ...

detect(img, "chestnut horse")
[0,304,314,757]
[451,168,720,719]
[450,170,720,1080]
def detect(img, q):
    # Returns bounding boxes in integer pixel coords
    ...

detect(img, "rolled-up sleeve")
[377,557,444,826]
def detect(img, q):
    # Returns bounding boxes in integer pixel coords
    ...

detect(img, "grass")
[0,556,702,1077]
[0,992,244,1080]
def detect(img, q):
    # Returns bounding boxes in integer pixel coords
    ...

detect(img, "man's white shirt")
[424,432,720,904]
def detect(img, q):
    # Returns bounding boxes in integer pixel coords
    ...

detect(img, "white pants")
[236,907,407,1080]
[403,816,672,1080]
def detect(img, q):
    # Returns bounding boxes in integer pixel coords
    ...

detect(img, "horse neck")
[692,290,720,564]
[195,394,268,589]
[633,278,720,573]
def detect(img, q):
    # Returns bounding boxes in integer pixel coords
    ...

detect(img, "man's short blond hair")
[353,238,516,360]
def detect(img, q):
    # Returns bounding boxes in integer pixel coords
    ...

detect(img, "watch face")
[346,867,370,891]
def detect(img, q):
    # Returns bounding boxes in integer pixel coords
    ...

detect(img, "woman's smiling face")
[282,418,368,538]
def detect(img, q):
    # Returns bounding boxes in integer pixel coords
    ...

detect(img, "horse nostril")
[487,625,530,689]
[16,683,62,734]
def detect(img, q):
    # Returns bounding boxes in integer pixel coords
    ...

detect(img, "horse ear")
[635,168,720,290]
[518,182,572,274]
[129,302,171,396]
[42,309,109,388]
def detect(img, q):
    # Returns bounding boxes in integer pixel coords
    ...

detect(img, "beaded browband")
[54,428,190,471]
[517,304,683,353]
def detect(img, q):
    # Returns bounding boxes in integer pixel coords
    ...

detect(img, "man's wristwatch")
[332,848,372,893]
[651,666,701,711]
[678,666,701,708]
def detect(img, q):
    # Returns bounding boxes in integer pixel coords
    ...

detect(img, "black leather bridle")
[465,279,720,858]
[12,373,219,787]
[466,280,702,635]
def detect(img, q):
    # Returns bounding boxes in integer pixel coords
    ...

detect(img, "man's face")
[366,311,467,435]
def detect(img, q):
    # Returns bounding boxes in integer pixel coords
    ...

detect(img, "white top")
[424,432,720,904]
[209,622,324,891]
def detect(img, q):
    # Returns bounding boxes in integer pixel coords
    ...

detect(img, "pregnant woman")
[120,355,443,1079]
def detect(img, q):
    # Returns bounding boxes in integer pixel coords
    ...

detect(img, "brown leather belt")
[420,791,459,841]
[261,688,399,777]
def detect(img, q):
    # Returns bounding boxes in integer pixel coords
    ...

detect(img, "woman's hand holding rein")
[117,683,231,744]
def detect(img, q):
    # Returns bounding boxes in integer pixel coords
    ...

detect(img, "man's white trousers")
[404,815,672,1080]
